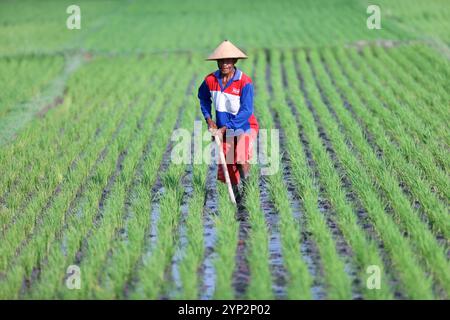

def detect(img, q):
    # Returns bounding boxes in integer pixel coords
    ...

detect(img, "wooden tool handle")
[214,134,236,205]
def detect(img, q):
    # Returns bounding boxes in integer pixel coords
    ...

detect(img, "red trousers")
[217,129,258,185]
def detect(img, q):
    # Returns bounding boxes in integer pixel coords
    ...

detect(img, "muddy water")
[122,141,172,297]
[19,98,140,296]
[266,50,327,299]
[319,54,410,298]
[233,203,251,298]
[199,162,218,299]
[304,51,408,298]
[23,100,133,261]
[252,50,287,299]
[258,153,287,299]
[318,58,394,240]
[146,99,188,250]
[291,54,364,298]
[166,161,194,299]
[123,95,192,297]
[279,129,326,300]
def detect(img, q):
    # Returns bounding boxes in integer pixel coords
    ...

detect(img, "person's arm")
[198,80,213,124]
[198,79,218,139]
[224,82,253,130]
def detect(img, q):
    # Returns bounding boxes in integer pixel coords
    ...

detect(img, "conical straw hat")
[206,40,248,60]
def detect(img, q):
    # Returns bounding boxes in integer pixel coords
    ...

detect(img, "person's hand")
[207,118,218,141]
[216,126,227,136]
[209,126,227,142]
[208,124,227,142]
[206,118,217,130]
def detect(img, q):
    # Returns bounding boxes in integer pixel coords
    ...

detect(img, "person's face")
[217,58,237,75]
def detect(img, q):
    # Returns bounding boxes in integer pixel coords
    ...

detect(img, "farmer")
[198,40,259,205]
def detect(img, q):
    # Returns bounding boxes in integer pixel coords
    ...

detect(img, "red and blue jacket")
[198,68,259,136]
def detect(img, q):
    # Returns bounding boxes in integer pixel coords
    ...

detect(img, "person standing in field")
[198,40,259,206]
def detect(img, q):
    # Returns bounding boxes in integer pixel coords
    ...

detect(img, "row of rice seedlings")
[399,45,450,97]
[0,99,96,230]
[61,96,189,298]
[0,95,136,277]
[0,55,65,124]
[361,48,449,167]
[331,48,450,231]
[320,49,450,239]
[285,50,393,299]
[267,172,313,299]
[209,92,245,297]
[387,46,450,109]
[0,57,178,292]
[303,2,407,45]
[0,57,169,274]
[397,45,450,139]
[0,94,129,239]
[127,164,186,299]
[308,49,449,297]
[362,45,450,180]
[270,49,352,299]
[93,76,202,299]
[177,94,211,299]
[125,70,197,299]
[334,48,449,201]
[2,0,412,56]
[0,84,98,219]
[129,164,185,299]
[0,87,151,298]
[0,58,156,229]
[0,0,128,56]
[369,46,450,145]
[357,46,449,172]
[43,63,191,299]
[212,182,239,299]
[374,0,450,43]
[59,104,160,298]
[79,0,404,54]
[371,47,450,145]
[324,47,449,235]
[0,58,111,193]
[362,46,449,164]
[0,54,162,188]
[225,50,273,300]
[412,45,450,81]
[253,50,312,299]
[32,79,178,299]
[244,163,273,299]
[178,161,208,299]
[310,49,435,299]
[374,45,450,136]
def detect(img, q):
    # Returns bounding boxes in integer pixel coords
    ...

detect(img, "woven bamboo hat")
[205,40,248,60]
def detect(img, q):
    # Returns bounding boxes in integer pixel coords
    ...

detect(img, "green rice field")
[0,0,449,300]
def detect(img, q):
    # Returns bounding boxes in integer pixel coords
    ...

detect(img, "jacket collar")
[214,67,241,82]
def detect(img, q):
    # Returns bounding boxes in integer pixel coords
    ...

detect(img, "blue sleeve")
[225,83,253,129]
[198,80,212,120]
